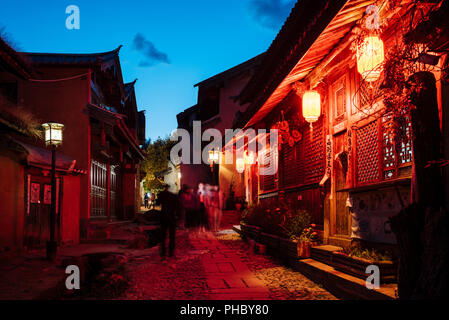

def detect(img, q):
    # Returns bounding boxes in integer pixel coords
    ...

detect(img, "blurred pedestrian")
[180,185,195,229]
[177,184,189,229]
[144,192,149,209]
[156,184,180,259]
[196,183,208,235]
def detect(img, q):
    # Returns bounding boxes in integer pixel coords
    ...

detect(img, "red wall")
[61,175,81,245]
[20,67,91,236]
[0,155,25,251]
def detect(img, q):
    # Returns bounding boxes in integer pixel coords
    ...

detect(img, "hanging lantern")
[236,157,245,174]
[357,36,384,82]
[302,90,321,126]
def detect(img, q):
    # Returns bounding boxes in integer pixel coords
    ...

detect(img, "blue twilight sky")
[0,0,296,141]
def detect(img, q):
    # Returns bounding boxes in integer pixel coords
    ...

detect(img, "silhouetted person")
[144,193,149,209]
[156,185,179,258]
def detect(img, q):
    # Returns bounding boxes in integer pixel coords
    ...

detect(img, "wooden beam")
[306,27,359,88]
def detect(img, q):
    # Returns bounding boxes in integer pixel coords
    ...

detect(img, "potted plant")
[297,224,319,259]
[240,204,262,241]
[279,209,311,261]
[332,245,397,283]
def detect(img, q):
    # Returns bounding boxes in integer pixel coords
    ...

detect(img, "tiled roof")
[0,36,34,79]
[125,79,137,101]
[22,45,122,66]
[194,53,265,88]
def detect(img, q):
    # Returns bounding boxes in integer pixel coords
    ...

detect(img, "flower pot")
[235,203,242,211]
[297,241,318,259]
[331,251,397,283]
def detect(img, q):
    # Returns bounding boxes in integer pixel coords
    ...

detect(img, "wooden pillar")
[106,162,111,222]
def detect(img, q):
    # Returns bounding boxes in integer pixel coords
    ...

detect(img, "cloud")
[247,0,295,30]
[133,33,170,67]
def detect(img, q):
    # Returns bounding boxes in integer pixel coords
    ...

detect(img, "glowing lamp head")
[208,149,220,164]
[42,122,64,146]
[245,151,256,165]
[302,90,321,124]
[357,36,384,82]
[236,157,245,174]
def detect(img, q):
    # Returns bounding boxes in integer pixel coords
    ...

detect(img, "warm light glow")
[245,151,256,165]
[177,172,181,179]
[208,149,220,164]
[302,90,321,124]
[357,36,384,82]
[236,157,245,174]
[42,123,64,146]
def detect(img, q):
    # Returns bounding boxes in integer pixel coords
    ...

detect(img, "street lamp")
[42,122,64,261]
[208,149,220,185]
[236,157,245,174]
[208,149,220,168]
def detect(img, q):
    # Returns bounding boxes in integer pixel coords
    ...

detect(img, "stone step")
[311,245,343,265]
[292,258,397,300]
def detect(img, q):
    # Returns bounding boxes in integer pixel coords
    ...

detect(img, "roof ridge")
[20,45,123,57]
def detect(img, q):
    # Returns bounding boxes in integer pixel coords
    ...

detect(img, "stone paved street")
[122,229,336,300]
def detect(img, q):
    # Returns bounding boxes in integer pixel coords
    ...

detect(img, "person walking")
[156,184,180,259]
[196,183,208,235]
[177,184,189,229]
[144,192,149,209]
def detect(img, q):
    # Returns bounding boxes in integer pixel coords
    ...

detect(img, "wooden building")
[235,0,448,249]
[0,38,146,250]
[176,55,264,204]
[20,47,146,238]
[0,37,86,250]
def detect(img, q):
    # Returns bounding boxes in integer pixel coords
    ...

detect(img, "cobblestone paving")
[216,233,336,300]
[122,230,336,300]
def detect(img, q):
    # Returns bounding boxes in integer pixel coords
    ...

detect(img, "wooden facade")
[236,0,445,248]
[0,40,146,249]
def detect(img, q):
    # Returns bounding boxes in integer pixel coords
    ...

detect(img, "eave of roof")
[87,104,144,160]
[0,37,34,79]
[236,0,356,128]
[194,53,265,88]
[21,46,123,67]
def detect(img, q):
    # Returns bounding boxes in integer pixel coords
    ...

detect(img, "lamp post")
[208,149,220,185]
[42,122,64,261]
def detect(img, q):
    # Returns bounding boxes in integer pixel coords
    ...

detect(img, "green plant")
[299,224,319,242]
[280,209,310,240]
[342,245,392,262]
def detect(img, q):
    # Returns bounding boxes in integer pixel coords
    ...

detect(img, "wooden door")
[334,133,351,237]
[24,175,60,249]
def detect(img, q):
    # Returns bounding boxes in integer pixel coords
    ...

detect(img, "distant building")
[176,54,264,205]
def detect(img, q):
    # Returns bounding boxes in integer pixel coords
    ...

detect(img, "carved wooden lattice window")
[259,150,277,192]
[110,165,119,218]
[91,160,107,217]
[399,118,412,165]
[302,118,325,185]
[356,116,413,185]
[281,142,302,187]
[382,115,396,180]
[382,114,413,180]
[356,121,380,185]
[334,77,346,121]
